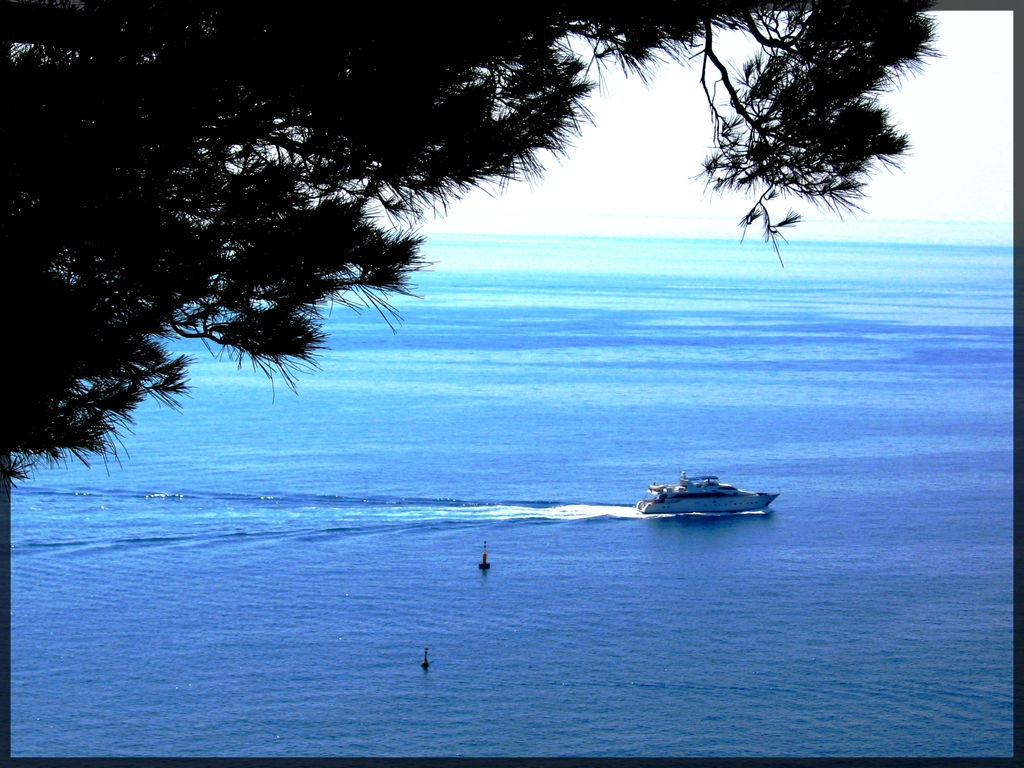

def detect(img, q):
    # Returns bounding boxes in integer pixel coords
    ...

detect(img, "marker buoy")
[478,541,490,570]
[421,647,429,669]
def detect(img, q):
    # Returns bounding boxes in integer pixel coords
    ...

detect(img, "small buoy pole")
[421,647,429,669]
[478,541,490,570]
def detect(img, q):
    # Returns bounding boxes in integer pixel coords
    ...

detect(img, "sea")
[10,233,1014,757]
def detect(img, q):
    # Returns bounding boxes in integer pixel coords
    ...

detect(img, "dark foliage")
[700,1,937,261]
[1,0,937,485]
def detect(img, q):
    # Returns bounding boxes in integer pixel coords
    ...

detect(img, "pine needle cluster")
[1,1,937,485]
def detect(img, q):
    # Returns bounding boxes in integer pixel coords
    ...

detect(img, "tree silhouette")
[1,1,937,486]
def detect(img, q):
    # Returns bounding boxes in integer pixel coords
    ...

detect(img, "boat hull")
[637,492,778,514]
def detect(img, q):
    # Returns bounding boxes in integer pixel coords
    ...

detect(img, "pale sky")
[419,12,1013,246]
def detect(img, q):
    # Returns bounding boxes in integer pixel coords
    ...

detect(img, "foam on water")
[634,508,773,518]
[545,503,642,518]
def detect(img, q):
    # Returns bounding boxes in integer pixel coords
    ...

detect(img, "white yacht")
[636,471,778,514]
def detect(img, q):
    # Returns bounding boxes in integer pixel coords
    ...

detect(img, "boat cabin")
[645,473,739,499]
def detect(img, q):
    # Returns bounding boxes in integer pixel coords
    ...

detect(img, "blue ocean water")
[11,234,1013,756]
